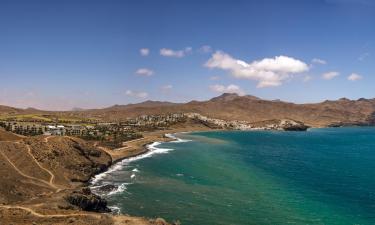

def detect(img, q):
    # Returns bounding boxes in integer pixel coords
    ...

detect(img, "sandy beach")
[97,122,215,163]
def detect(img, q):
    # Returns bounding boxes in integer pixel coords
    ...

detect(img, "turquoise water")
[92,127,375,224]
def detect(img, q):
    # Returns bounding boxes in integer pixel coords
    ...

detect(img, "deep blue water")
[92,127,375,225]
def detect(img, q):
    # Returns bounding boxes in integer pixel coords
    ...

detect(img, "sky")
[0,0,374,110]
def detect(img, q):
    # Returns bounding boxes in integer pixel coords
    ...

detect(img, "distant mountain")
[71,107,87,112]
[0,105,24,114]
[209,93,261,102]
[1,94,375,127]
[107,100,178,109]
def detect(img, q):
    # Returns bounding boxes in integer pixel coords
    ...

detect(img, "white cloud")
[312,58,327,65]
[358,52,370,61]
[135,68,154,76]
[303,75,312,82]
[322,71,340,80]
[205,51,309,88]
[140,48,150,56]
[347,73,363,81]
[125,90,148,98]
[160,84,173,94]
[161,84,173,91]
[209,84,245,96]
[185,47,192,53]
[199,45,212,53]
[160,47,192,58]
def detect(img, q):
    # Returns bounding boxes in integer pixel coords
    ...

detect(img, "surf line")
[90,133,191,185]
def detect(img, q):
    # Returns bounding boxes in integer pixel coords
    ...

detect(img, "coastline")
[89,124,215,214]
[2,125,373,224]
[0,121,213,225]
[90,123,322,196]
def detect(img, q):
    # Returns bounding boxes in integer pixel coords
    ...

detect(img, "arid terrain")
[0,128,173,225]
[1,93,375,224]
[0,121,211,225]
[2,93,375,127]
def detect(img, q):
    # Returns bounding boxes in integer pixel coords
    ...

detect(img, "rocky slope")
[0,133,169,225]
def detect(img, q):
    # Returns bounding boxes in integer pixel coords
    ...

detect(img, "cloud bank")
[348,73,363,81]
[135,68,154,76]
[140,48,150,56]
[209,84,245,96]
[125,90,148,98]
[322,71,339,80]
[312,58,327,65]
[160,47,192,58]
[199,45,213,53]
[205,51,309,88]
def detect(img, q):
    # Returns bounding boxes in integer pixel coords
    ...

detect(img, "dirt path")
[24,144,58,189]
[43,135,54,143]
[0,150,54,190]
[0,205,102,219]
[0,137,59,190]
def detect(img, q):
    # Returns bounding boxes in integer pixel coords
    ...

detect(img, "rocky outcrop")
[65,187,110,212]
[279,119,310,131]
[250,119,309,131]
[98,184,117,193]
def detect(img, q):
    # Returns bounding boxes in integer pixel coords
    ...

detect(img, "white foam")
[165,133,192,143]
[109,206,121,214]
[91,142,173,184]
[91,132,193,185]
[107,183,129,196]
[132,168,139,172]
[90,162,125,184]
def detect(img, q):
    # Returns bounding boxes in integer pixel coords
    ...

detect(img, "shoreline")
[88,125,216,214]
[90,127,212,186]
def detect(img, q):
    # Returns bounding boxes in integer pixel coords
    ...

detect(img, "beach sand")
[97,122,215,163]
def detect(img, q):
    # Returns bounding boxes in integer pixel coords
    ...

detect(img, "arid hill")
[1,93,375,127]
[53,93,375,127]
[0,128,23,141]
[0,135,169,225]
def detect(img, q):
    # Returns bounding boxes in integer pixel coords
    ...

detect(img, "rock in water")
[98,184,117,192]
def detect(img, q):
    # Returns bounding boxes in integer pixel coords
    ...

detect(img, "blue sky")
[0,0,374,110]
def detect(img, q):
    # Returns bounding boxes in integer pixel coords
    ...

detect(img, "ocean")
[91,127,375,225]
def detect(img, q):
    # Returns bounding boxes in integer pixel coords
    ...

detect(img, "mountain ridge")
[1,93,375,127]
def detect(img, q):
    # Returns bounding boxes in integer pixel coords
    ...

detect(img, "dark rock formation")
[98,184,117,193]
[281,120,309,131]
[66,188,110,212]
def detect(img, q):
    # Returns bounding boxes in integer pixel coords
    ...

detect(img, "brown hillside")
[54,93,375,127]
[0,128,23,141]
[2,94,375,127]
[0,136,166,224]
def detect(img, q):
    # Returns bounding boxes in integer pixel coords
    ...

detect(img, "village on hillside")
[0,112,309,149]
